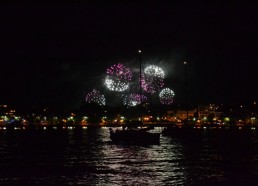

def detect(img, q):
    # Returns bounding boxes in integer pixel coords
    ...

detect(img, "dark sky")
[0,2,257,112]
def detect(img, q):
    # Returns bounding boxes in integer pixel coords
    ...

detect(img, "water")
[0,127,258,185]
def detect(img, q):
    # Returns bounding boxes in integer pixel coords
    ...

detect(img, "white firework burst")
[85,89,105,106]
[141,65,165,94]
[159,88,175,105]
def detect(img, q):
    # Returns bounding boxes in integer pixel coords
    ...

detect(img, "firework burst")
[123,93,148,107]
[159,88,175,105]
[141,65,165,94]
[85,89,105,106]
[105,63,132,92]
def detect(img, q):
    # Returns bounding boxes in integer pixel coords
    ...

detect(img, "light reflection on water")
[0,127,258,185]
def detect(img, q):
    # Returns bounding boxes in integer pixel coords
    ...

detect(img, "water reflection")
[96,128,186,185]
[0,127,258,185]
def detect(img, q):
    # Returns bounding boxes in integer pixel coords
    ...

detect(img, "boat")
[109,127,160,144]
[109,50,160,144]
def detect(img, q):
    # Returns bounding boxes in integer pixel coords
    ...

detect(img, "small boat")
[109,127,160,144]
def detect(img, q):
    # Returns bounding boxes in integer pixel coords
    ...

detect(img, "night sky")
[0,2,257,113]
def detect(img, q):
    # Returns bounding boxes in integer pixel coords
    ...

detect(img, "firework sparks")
[141,65,165,94]
[159,88,175,105]
[123,93,148,107]
[85,89,105,106]
[105,63,132,92]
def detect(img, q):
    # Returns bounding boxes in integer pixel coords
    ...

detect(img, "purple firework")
[141,65,165,94]
[105,63,132,92]
[123,93,148,107]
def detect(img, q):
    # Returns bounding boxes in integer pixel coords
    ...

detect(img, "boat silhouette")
[109,126,160,144]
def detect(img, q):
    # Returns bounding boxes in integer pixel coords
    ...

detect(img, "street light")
[184,61,187,82]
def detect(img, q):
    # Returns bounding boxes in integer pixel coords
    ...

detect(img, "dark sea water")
[0,127,258,185]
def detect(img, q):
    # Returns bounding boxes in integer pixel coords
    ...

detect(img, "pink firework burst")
[123,93,148,107]
[141,65,165,94]
[105,63,132,92]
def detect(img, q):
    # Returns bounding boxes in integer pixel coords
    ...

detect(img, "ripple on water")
[0,127,257,185]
